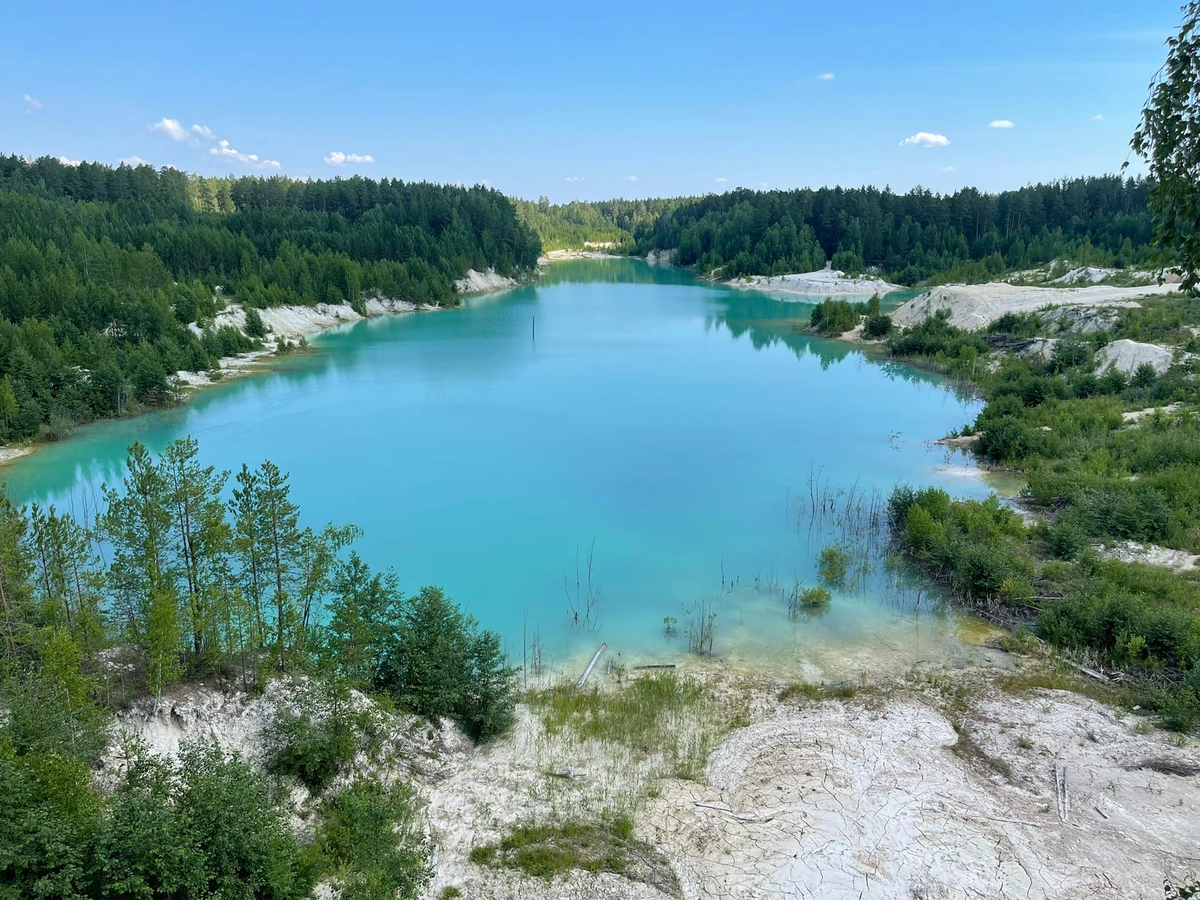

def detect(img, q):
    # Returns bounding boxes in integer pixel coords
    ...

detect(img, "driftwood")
[693,802,775,824]
[633,664,677,670]
[1055,759,1070,823]
[575,642,607,688]
[1124,757,1200,777]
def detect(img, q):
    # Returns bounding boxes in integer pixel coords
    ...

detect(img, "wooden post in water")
[576,642,607,688]
[532,316,536,341]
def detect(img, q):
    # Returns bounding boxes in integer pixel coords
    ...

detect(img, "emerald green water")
[3,260,998,677]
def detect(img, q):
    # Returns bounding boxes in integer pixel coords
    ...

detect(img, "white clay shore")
[725,268,902,298]
[173,268,519,389]
[891,282,1180,332]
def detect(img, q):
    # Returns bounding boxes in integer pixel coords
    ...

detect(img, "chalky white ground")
[111,664,1200,900]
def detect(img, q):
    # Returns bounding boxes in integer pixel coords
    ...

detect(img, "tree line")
[0,155,541,445]
[521,177,1160,284]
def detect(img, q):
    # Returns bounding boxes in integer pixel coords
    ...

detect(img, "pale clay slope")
[172,269,517,388]
[728,268,901,298]
[891,282,1180,331]
[110,674,1200,900]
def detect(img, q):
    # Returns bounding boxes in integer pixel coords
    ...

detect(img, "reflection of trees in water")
[535,258,695,287]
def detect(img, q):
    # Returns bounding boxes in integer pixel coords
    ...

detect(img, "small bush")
[864,314,893,339]
[818,544,850,588]
[263,679,379,793]
[309,776,431,900]
[798,586,832,607]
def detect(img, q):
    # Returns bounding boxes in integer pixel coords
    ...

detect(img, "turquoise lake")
[3,259,1002,678]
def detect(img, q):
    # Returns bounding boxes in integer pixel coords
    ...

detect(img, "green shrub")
[864,314,893,339]
[263,679,378,793]
[809,298,860,335]
[309,777,430,900]
[468,817,678,896]
[375,586,517,742]
[96,743,310,900]
[798,586,832,607]
[818,544,850,588]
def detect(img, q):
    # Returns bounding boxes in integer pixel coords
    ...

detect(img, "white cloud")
[715,177,727,183]
[989,119,1015,129]
[211,139,279,169]
[899,132,950,148]
[120,156,150,166]
[761,182,768,187]
[23,93,42,111]
[1092,114,1105,121]
[57,156,81,167]
[565,176,584,183]
[940,166,956,173]
[623,175,638,181]
[150,117,188,141]
[324,151,375,166]
[192,124,216,140]
[817,72,835,81]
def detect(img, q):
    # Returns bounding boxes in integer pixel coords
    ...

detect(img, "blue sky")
[1,0,1182,202]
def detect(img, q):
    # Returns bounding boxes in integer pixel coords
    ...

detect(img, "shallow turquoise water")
[3,260,995,676]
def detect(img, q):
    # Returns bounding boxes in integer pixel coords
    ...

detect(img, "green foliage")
[817,544,850,588]
[632,178,1157,284]
[0,742,100,899]
[468,817,679,896]
[95,742,309,900]
[778,681,857,702]
[244,307,268,339]
[375,586,516,741]
[0,155,540,445]
[864,314,894,339]
[309,777,430,900]
[1130,2,1200,290]
[531,672,736,780]
[263,679,380,794]
[798,586,832,608]
[808,298,860,335]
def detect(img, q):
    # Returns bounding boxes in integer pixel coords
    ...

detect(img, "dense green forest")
[0,155,540,444]
[0,439,515,898]
[513,196,672,251]
[523,177,1159,283]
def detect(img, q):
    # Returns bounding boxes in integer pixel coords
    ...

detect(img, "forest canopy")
[0,154,540,443]
[523,177,1159,284]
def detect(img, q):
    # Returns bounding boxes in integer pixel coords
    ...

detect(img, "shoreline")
[537,248,625,264]
[0,270,524,469]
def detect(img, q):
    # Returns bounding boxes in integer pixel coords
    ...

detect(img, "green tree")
[1130,2,1200,290]
[376,585,516,741]
[27,504,105,655]
[102,443,181,693]
[161,437,232,668]
[324,552,401,686]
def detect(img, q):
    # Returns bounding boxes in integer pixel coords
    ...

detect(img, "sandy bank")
[727,268,901,298]
[0,445,33,467]
[173,269,520,391]
[539,249,624,264]
[891,282,1178,332]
